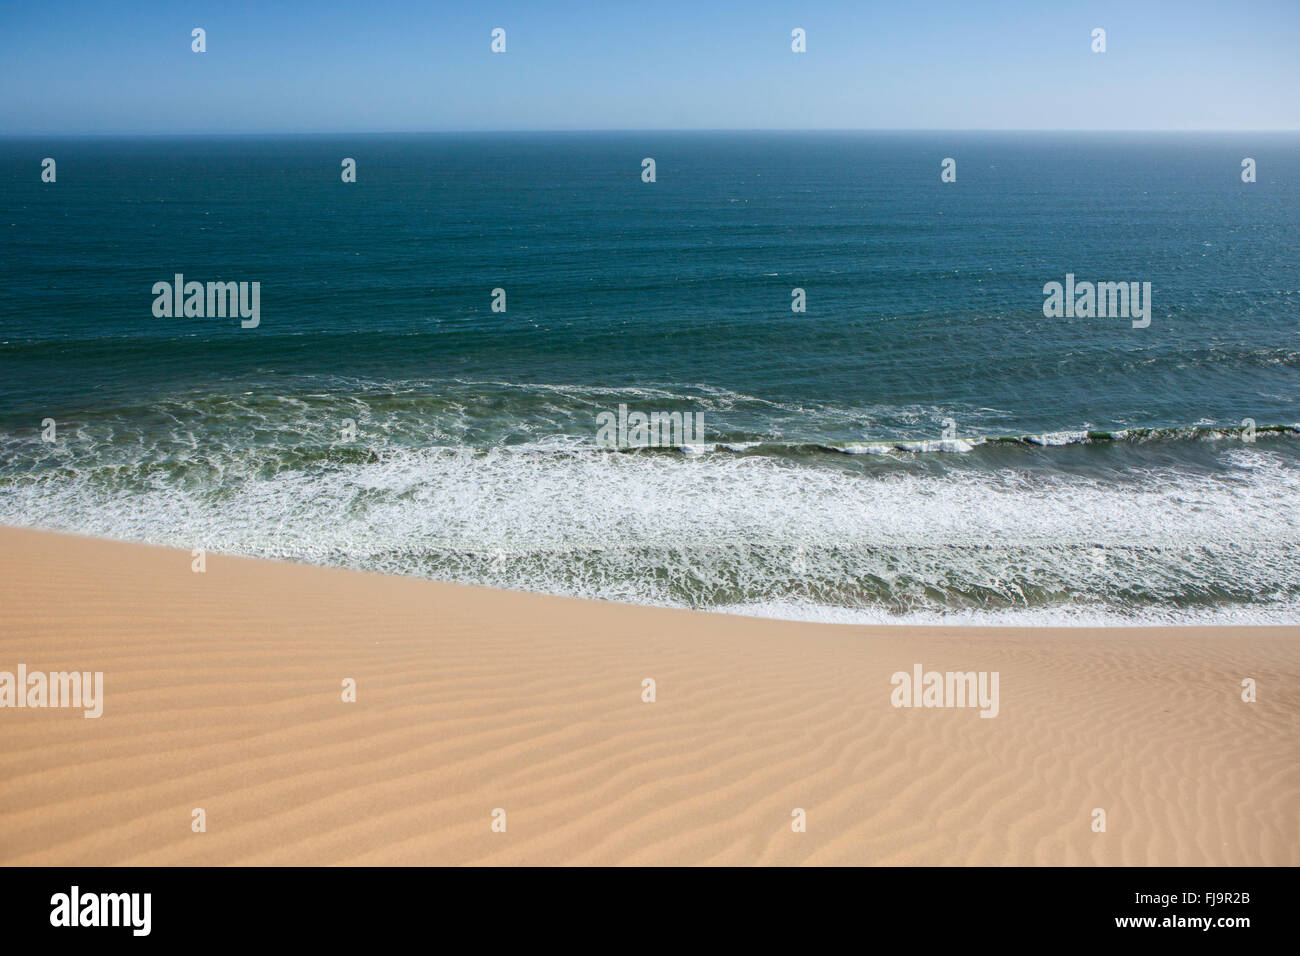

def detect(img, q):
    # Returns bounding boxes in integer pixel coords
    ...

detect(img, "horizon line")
[4,127,1299,138]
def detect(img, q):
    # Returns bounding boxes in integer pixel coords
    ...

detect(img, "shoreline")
[2,524,1295,630]
[1,524,1296,865]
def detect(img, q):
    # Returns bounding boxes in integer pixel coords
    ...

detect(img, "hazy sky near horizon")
[1,0,1297,134]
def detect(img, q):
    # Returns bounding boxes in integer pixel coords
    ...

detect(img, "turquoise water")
[1,132,1298,623]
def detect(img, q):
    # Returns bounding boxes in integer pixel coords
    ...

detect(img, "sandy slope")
[0,525,1295,865]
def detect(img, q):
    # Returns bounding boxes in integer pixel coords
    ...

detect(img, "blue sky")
[1,0,1296,133]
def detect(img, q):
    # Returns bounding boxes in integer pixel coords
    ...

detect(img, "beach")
[2,524,1295,866]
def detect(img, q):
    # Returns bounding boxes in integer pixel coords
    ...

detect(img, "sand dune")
[0,525,1295,865]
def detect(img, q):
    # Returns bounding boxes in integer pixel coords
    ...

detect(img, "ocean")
[1,131,1297,625]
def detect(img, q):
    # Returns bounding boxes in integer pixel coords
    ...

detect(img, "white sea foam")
[713,597,1300,627]
[1026,430,1089,447]
[894,438,975,453]
[1,432,1298,625]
